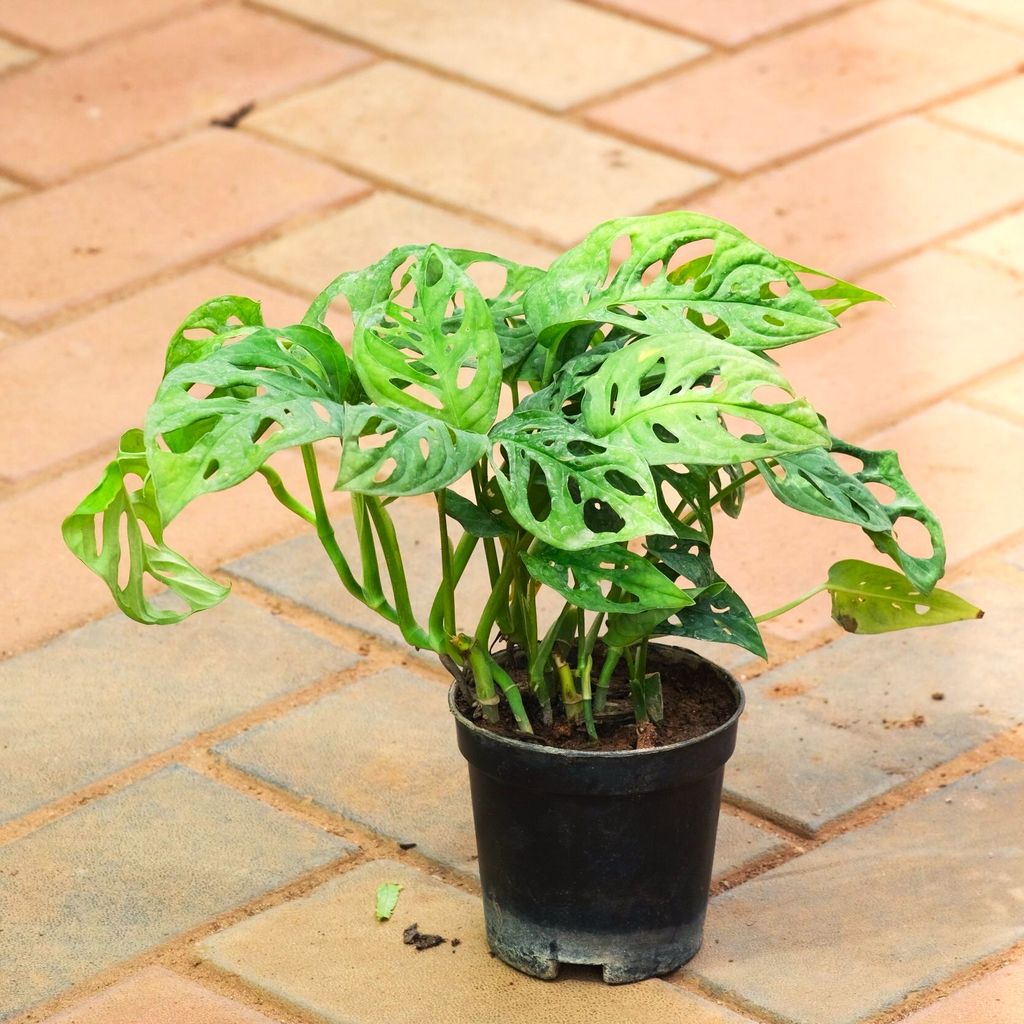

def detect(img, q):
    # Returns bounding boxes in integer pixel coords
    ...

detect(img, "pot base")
[485,898,703,983]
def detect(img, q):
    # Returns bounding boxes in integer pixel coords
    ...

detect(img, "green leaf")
[606,535,765,657]
[523,211,845,378]
[62,430,229,625]
[335,406,488,497]
[522,543,693,615]
[164,294,265,374]
[318,245,503,433]
[783,260,886,318]
[488,410,671,550]
[578,332,830,465]
[146,326,352,521]
[442,489,513,538]
[827,560,983,634]
[757,447,892,532]
[375,882,403,922]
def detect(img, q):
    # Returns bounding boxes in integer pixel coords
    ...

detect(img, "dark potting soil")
[456,649,738,751]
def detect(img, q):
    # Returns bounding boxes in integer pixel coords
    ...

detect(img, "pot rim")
[448,645,745,761]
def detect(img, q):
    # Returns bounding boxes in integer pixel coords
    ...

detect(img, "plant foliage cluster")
[65,212,981,740]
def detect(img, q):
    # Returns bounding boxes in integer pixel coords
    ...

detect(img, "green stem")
[352,494,385,609]
[472,463,502,593]
[593,646,622,714]
[435,490,457,637]
[485,653,533,733]
[754,582,827,623]
[473,539,522,650]
[553,651,582,723]
[466,643,500,723]
[677,466,760,525]
[258,466,315,525]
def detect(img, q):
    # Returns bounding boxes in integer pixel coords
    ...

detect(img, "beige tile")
[0,6,371,184]
[933,0,1024,30]
[0,173,19,200]
[951,208,1024,274]
[201,859,753,1024]
[775,249,1024,439]
[0,129,366,325]
[257,0,704,110]
[936,74,1024,149]
[0,0,202,50]
[700,116,1024,276]
[0,33,33,69]
[588,0,1023,172]
[249,61,716,246]
[233,191,557,304]
[591,0,846,46]
[37,967,280,1024]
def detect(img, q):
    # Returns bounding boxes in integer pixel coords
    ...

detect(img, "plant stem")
[553,651,582,723]
[466,642,501,723]
[593,646,622,713]
[471,462,501,591]
[754,582,827,623]
[677,466,760,526]
[435,490,457,637]
[473,539,521,650]
[352,494,385,609]
[484,653,533,733]
[258,466,315,525]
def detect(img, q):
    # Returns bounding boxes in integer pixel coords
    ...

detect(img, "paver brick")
[688,759,1024,1024]
[711,400,1024,640]
[0,595,357,822]
[0,266,323,483]
[0,0,201,50]
[257,0,704,111]
[588,0,1022,173]
[201,859,753,1024]
[963,362,1024,425]
[900,959,1024,1023]
[216,668,475,871]
[591,0,846,46]
[951,208,1024,275]
[0,449,312,657]
[700,116,1024,277]
[0,173,18,200]
[723,571,1023,832]
[0,6,371,184]
[0,765,351,1022]
[775,249,1024,439]
[232,191,557,310]
[936,74,1024,150]
[0,129,366,325]
[935,0,1024,30]
[36,966,280,1024]
[713,813,788,876]
[248,61,716,246]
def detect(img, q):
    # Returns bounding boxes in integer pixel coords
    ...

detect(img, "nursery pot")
[450,645,743,984]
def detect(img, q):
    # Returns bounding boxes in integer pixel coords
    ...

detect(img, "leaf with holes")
[146,327,352,521]
[522,543,693,615]
[783,260,885,318]
[578,332,829,465]
[523,211,854,379]
[164,294,265,374]
[335,405,488,497]
[488,410,670,549]
[62,430,229,624]
[827,560,982,634]
[605,534,765,656]
[757,447,892,532]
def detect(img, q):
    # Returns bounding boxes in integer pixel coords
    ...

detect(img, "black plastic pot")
[451,645,743,984]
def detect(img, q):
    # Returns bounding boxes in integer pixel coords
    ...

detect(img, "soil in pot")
[455,649,738,750]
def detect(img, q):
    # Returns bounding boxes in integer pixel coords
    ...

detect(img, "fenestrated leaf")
[62,430,229,625]
[164,294,265,374]
[335,405,488,497]
[304,245,546,381]
[442,489,513,538]
[783,260,885,318]
[146,326,352,521]
[757,447,892,532]
[604,534,765,657]
[308,246,504,432]
[488,410,671,550]
[827,560,982,634]
[578,332,830,465]
[522,212,845,379]
[522,543,693,615]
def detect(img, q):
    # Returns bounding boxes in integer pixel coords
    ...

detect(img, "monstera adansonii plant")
[64,212,981,739]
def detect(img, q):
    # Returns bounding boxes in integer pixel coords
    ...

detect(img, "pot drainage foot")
[491,943,559,980]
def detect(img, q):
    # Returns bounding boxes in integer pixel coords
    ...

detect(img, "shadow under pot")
[450,644,744,984]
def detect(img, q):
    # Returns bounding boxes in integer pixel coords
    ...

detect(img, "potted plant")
[64,212,981,983]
